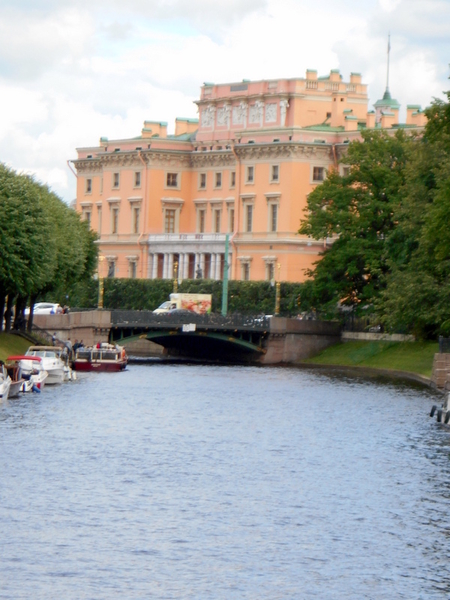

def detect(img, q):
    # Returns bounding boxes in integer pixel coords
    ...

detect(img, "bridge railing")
[110,310,271,331]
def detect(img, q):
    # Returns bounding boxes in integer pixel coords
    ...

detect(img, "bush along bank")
[70,278,304,316]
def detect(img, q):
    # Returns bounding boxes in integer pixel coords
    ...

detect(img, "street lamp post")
[98,256,105,310]
[173,261,178,293]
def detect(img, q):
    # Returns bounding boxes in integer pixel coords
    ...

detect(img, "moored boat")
[4,359,25,398]
[73,343,127,372]
[7,356,48,392]
[0,363,12,401]
[25,346,66,385]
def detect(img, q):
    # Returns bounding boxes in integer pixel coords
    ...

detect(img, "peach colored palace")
[72,69,426,283]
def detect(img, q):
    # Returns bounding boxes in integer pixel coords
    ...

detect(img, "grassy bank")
[0,333,32,362]
[304,340,438,378]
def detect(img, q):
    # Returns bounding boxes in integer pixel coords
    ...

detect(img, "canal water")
[0,363,449,599]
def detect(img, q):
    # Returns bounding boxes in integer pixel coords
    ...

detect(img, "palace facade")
[72,69,426,283]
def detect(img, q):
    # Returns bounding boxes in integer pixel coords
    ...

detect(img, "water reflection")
[0,364,449,599]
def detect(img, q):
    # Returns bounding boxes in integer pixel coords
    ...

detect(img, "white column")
[211,253,216,280]
[215,253,222,280]
[200,253,206,278]
[168,253,174,279]
[163,253,169,279]
[151,254,157,279]
[183,253,190,279]
[195,253,201,277]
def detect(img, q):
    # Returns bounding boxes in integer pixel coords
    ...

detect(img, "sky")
[0,0,449,204]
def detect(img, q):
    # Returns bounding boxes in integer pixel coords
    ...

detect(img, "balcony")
[148,233,227,243]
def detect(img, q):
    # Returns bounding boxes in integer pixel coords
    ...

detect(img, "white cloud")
[0,0,449,204]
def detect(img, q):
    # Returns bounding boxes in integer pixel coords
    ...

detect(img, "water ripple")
[0,364,449,599]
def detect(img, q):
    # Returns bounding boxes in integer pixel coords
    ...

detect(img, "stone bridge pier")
[261,318,341,364]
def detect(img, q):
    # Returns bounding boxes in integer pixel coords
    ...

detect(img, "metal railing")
[111,310,271,331]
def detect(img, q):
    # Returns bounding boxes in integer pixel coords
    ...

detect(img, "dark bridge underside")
[109,311,270,362]
[145,331,266,362]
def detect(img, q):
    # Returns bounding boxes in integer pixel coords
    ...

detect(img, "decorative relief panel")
[201,105,216,127]
[249,101,264,126]
[232,102,248,126]
[234,143,332,162]
[265,103,277,123]
[191,152,236,168]
[216,104,231,128]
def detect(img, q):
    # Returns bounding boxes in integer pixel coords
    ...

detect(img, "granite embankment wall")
[262,318,341,364]
[431,353,450,390]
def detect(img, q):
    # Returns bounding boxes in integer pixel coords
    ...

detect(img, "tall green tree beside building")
[379,93,450,337]
[298,129,413,317]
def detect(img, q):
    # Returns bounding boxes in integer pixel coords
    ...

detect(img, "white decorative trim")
[161,197,185,205]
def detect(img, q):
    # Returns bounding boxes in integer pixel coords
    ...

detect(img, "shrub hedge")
[70,278,303,316]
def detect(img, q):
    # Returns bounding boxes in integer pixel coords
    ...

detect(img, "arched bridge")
[109,310,272,361]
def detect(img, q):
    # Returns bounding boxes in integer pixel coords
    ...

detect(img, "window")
[313,167,325,182]
[215,172,222,188]
[242,263,250,281]
[246,166,254,183]
[166,172,178,187]
[134,172,141,188]
[199,173,206,189]
[213,209,221,233]
[245,204,253,233]
[164,209,175,233]
[267,262,275,281]
[82,209,91,226]
[130,262,137,278]
[197,209,206,233]
[132,206,140,234]
[228,207,235,232]
[269,203,278,232]
[230,171,236,188]
[342,167,350,177]
[111,207,119,234]
[86,178,92,193]
[113,172,120,188]
[271,165,279,182]
[107,261,115,278]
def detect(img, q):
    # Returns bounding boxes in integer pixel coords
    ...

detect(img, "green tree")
[0,164,98,331]
[0,165,56,330]
[379,93,450,337]
[298,129,413,317]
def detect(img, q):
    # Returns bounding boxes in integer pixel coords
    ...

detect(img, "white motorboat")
[7,356,48,392]
[25,346,65,385]
[0,364,12,401]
